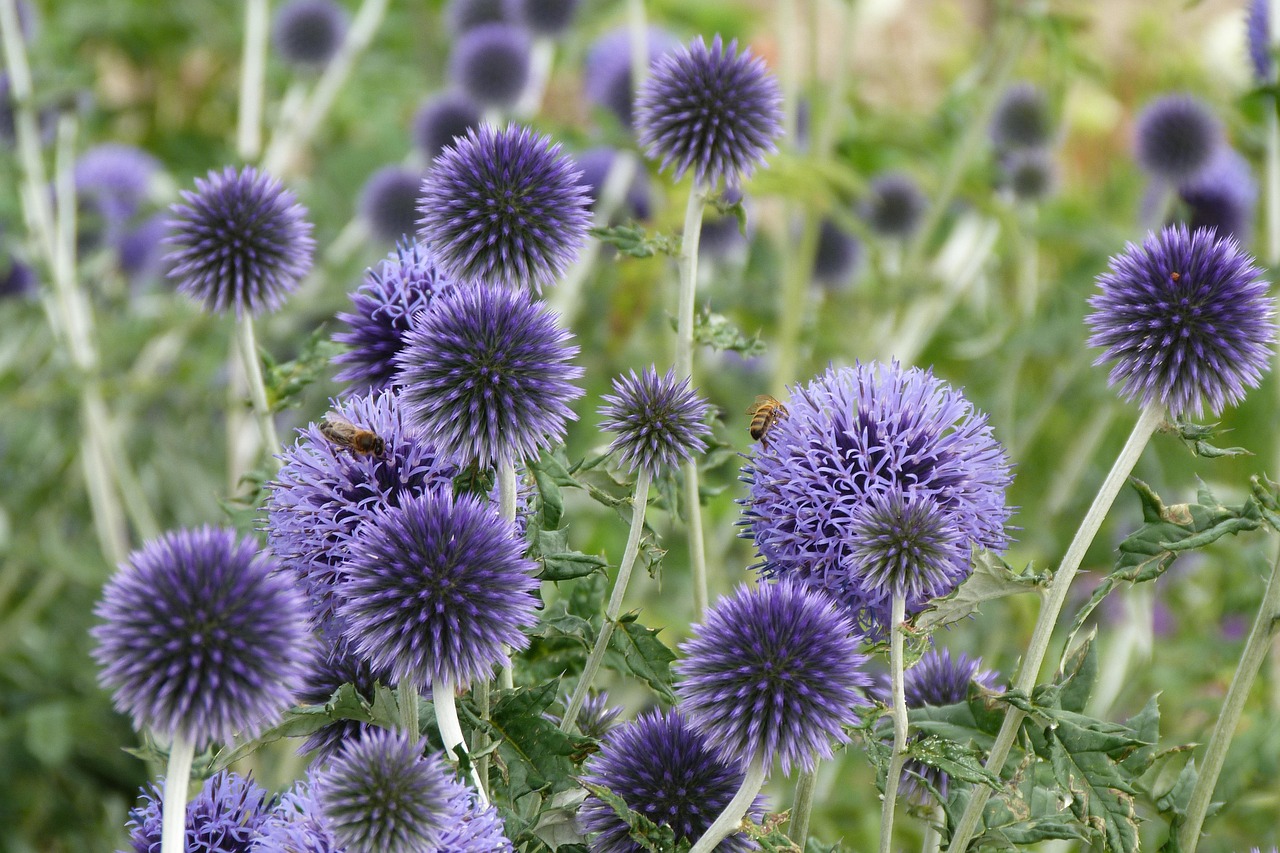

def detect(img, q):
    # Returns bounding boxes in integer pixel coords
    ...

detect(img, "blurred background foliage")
[4,0,1280,850]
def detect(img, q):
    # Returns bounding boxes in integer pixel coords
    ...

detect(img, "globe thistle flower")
[332,241,454,393]
[1248,0,1271,83]
[579,708,767,853]
[598,366,710,478]
[394,283,583,466]
[272,0,349,67]
[124,771,273,853]
[862,171,927,239]
[741,362,1012,637]
[337,490,540,689]
[1086,224,1275,417]
[813,216,862,288]
[253,782,340,853]
[358,166,424,244]
[1133,94,1222,184]
[444,0,511,36]
[447,23,531,109]
[165,166,315,316]
[74,143,160,226]
[583,26,681,131]
[677,580,871,774]
[92,527,311,748]
[989,82,1052,151]
[434,773,514,852]
[266,390,460,633]
[636,35,783,189]
[411,91,483,161]
[1001,148,1056,202]
[417,123,591,291]
[312,729,453,853]
[296,636,387,763]
[547,690,623,740]
[575,147,653,221]
[1176,147,1256,243]
[503,0,579,37]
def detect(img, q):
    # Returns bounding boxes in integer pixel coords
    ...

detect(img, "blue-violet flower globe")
[272,0,348,67]
[583,26,681,132]
[124,771,272,853]
[1133,94,1222,183]
[1177,147,1256,244]
[412,91,483,161]
[434,771,514,852]
[252,782,340,853]
[447,22,531,109]
[358,165,424,244]
[862,171,927,239]
[599,366,710,478]
[989,82,1053,151]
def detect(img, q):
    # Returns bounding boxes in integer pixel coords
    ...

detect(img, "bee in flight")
[319,413,386,458]
[746,395,788,448]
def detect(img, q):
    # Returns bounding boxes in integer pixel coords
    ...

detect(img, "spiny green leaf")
[531,527,608,581]
[607,613,677,703]
[1173,418,1252,459]
[490,681,585,798]
[916,549,1047,631]
[263,324,343,413]
[688,307,766,357]
[591,224,680,259]
[1045,719,1141,853]
[579,782,682,852]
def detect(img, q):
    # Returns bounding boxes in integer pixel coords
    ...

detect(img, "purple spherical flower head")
[1002,147,1056,202]
[267,390,460,633]
[418,123,590,291]
[117,212,169,283]
[273,0,349,67]
[599,366,711,478]
[1248,0,1271,83]
[332,241,455,393]
[503,0,579,37]
[358,165,424,243]
[813,216,862,288]
[92,527,311,748]
[445,0,511,36]
[862,171,927,239]
[254,782,340,853]
[1177,146,1256,244]
[583,26,681,131]
[677,580,872,774]
[313,728,453,853]
[434,772,514,852]
[989,82,1052,151]
[124,770,272,853]
[1133,94,1222,184]
[394,283,583,466]
[412,91,483,161]
[548,690,623,740]
[297,635,387,762]
[337,490,539,689]
[579,708,767,853]
[741,362,1012,637]
[75,143,160,226]
[165,166,315,316]
[448,22,531,109]
[636,35,783,189]
[575,147,653,221]
[1087,225,1276,417]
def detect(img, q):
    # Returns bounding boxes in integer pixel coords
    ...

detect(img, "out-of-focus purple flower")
[741,362,1012,637]
[1133,94,1222,184]
[1176,147,1256,244]
[312,729,453,853]
[1248,0,1271,83]
[444,0,511,36]
[434,773,514,852]
[503,0,579,37]
[1086,225,1275,417]
[599,366,710,478]
[266,390,460,633]
[1222,613,1250,643]
[862,171,927,239]
[296,636,387,763]
[579,708,766,853]
[699,187,752,262]
[0,251,36,298]
[448,23,531,109]
[583,26,681,132]
[394,283,583,466]
[337,491,540,689]
[332,241,454,393]
[1001,148,1056,202]
[272,0,349,67]
[411,91,484,161]
[636,35,783,189]
[417,123,590,291]
[252,782,339,853]
[124,771,273,853]
[165,166,314,316]
[989,82,1052,151]
[813,216,862,288]
[92,527,311,748]
[574,147,652,221]
[358,166,424,244]
[547,690,622,740]
[117,212,169,283]
[74,143,160,227]
[676,580,872,774]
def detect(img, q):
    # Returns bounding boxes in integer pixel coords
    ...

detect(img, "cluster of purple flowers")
[990,82,1057,203]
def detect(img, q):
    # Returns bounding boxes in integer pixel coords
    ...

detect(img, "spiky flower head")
[989,82,1052,151]
[1002,148,1056,202]
[583,26,681,131]
[332,242,454,393]
[448,23,531,109]
[124,771,273,853]
[1087,225,1275,417]
[253,782,340,853]
[862,171,927,239]
[548,690,623,740]
[1133,94,1222,183]
[296,636,387,762]
[272,0,349,67]
[358,166,423,244]
[503,0,580,37]
[636,35,783,189]
[434,773,514,852]
[813,216,862,288]
[412,91,483,161]
[599,366,710,478]
[266,390,459,632]
[165,166,315,316]
[1248,0,1271,83]
[676,580,871,774]
[337,491,539,689]
[395,283,583,466]
[1177,147,1256,244]
[92,527,311,748]
[312,729,452,853]
[579,708,767,853]
[741,362,1012,637]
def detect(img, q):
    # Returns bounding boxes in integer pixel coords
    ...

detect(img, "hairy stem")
[789,766,818,848]
[432,679,488,805]
[160,735,195,853]
[397,681,419,734]
[676,187,709,616]
[237,0,268,160]
[234,313,281,462]
[688,751,767,853]
[880,593,909,853]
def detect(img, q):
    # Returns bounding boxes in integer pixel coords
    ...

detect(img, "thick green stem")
[237,0,268,160]
[789,767,818,848]
[397,682,419,734]
[433,679,488,805]
[560,468,651,733]
[160,735,195,853]
[880,593,909,853]
[514,37,554,117]
[1177,540,1280,851]
[675,187,708,616]
[689,751,767,853]
[234,313,281,462]
[946,402,1164,852]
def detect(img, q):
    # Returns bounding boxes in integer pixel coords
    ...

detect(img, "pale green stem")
[479,460,518,786]
[813,0,854,156]
[1086,585,1152,719]
[237,0,268,160]
[922,804,944,853]
[514,37,554,118]
[0,0,54,261]
[1268,79,1280,268]
[880,593,909,853]
[789,766,818,848]
[675,187,708,616]
[945,402,1164,852]
[773,215,821,390]
[1016,205,1039,320]
[560,468,652,733]
[397,682,419,734]
[1177,539,1280,851]
[1142,184,1176,233]
[498,458,517,523]
[777,0,800,143]
[626,0,648,97]
[234,313,281,460]
[432,679,489,805]
[689,751,767,853]
[160,735,195,853]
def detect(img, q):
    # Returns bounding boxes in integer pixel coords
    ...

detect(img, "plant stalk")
[234,313,281,461]
[880,593,909,853]
[789,766,818,848]
[689,751,767,853]
[160,735,195,853]
[432,679,488,805]
[237,0,268,160]
[676,187,709,616]
[397,681,419,734]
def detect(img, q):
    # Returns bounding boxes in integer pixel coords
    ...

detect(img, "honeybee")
[319,413,386,457]
[746,395,787,448]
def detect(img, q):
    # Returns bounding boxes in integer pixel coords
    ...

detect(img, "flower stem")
[237,0,268,160]
[676,186,709,616]
[560,467,651,733]
[160,734,195,853]
[688,751,767,853]
[880,593,909,853]
[432,679,489,805]
[922,804,944,853]
[1177,538,1280,851]
[626,0,648,98]
[478,459,518,790]
[397,681,419,734]
[945,401,1164,852]
[789,765,818,848]
[514,37,554,118]
[234,313,281,463]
